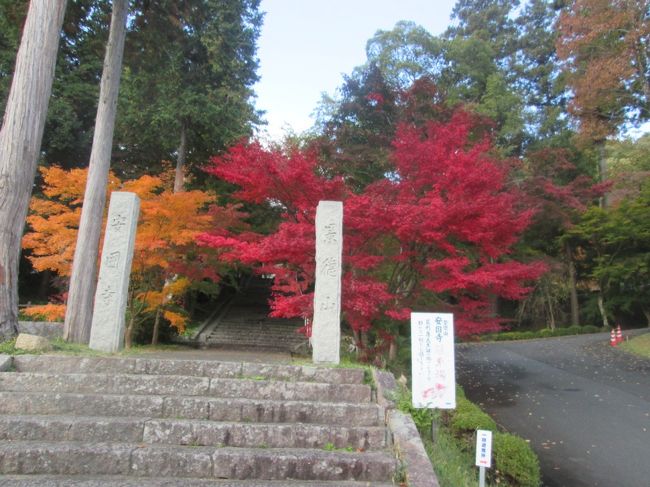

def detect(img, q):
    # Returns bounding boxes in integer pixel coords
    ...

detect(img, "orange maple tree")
[22,166,244,345]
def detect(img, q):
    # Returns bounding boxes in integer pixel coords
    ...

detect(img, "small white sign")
[475,430,493,468]
[411,312,456,409]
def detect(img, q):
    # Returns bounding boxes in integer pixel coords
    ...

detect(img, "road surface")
[456,331,650,487]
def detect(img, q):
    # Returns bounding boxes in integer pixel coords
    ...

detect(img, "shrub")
[396,382,541,487]
[449,396,497,439]
[493,432,541,487]
[582,325,600,334]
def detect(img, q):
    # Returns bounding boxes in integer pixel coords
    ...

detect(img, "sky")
[254,0,457,141]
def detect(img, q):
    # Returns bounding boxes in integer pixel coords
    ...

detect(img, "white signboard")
[475,430,493,468]
[411,312,456,409]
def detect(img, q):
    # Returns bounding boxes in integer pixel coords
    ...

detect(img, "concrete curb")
[0,354,13,371]
[372,369,440,487]
[389,410,440,487]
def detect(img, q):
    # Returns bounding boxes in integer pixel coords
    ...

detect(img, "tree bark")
[0,0,67,341]
[597,142,609,208]
[64,0,129,343]
[174,122,188,193]
[388,338,397,361]
[125,313,135,349]
[565,241,580,326]
[151,306,162,346]
[597,293,609,329]
[545,286,556,331]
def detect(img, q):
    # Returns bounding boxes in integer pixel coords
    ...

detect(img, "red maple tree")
[199,111,545,339]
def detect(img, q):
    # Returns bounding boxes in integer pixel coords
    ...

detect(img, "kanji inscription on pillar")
[312,201,343,364]
[89,192,140,352]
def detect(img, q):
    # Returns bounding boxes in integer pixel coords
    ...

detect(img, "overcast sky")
[254,0,457,141]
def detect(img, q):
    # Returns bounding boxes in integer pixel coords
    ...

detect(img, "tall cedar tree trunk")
[565,241,580,326]
[598,142,609,209]
[152,123,187,345]
[597,293,610,329]
[64,0,129,343]
[174,122,188,193]
[0,0,67,341]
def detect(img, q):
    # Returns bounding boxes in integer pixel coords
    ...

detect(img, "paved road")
[456,331,650,487]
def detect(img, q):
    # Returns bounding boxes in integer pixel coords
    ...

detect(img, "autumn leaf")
[22,304,66,322]
[199,110,545,337]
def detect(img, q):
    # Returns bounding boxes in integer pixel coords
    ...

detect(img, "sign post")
[411,312,456,410]
[475,429,493,487]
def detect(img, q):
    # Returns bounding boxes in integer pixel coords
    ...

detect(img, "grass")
[0,337,195,357]
[423,419,478,487]
[0,338,18,355]
[0,337,100,356]
[119,343,194,355]
[618,332,650,359]
[394,387,478,486]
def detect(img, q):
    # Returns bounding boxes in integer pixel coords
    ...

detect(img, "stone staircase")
[200,277,309,353]
[0,354,398,486]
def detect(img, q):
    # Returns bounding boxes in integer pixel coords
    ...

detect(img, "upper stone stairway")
[199,277,309,353]
[0,354,398,486]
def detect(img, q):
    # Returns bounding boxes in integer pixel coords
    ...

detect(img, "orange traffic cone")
[610,329,617,347]
[616,325,623,344]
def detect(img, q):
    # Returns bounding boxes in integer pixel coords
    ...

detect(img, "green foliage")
[116,0,263,177]
[449,396,497,435]
[422,422,478,487]
[0,337,100,356]
[565,180,650,324]
[0,0,27,113]
[396,386,435,432]
[50,338,101,355]
[42,0,109,166]
[478,324,602,342]
[0,338,19,355]
[443,395,540,487]
[395,382,540,487]
[1,0,262,171]
[365,20,442,90]
[313,63,397,191]
[493,432,541,487]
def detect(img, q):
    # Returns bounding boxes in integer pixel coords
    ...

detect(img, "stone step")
[12,356,363,384]
[0,476,396,487]
[0,373,371,403]
[204,337,306,348]
[209,323,303,330]
[210,328,307,342]
[210,328,307,343]
[0,392,384,426]
[0,415,388,450]
[0,442,396,481]
[221,308,272,315]
[219,313,303,330]
[208,325,304,332]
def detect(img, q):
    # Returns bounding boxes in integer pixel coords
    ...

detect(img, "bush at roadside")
[399,386,541,487]
[478,324,601,342]
[493,432,541,487]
